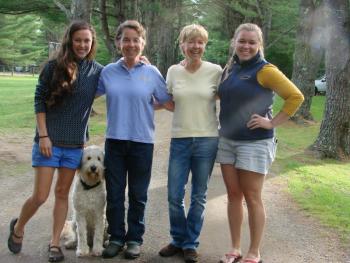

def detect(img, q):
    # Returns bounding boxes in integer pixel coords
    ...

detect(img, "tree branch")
[266,25,297,50]
[53,0,71,19]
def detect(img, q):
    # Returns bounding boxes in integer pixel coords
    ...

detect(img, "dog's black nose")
[91,165,97,172]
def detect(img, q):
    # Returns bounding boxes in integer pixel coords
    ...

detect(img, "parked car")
[314,75,326,95]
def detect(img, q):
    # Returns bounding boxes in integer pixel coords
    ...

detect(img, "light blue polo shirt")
[97,58,171,143]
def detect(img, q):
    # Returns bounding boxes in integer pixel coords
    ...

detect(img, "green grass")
[0,76,37,131]
[0,75,107,135]
[273,96,350,240]
[1,76,349,240]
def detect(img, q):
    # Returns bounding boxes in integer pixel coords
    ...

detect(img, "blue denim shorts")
[216,137,277,175]
[32,143,83,169]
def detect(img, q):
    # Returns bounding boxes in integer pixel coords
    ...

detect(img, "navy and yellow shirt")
[218,53,304,140]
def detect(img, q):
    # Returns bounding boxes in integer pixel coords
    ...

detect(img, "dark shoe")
[159,243,182,257]
[184,248,198,263]
[102,242,123,258]
[8,218,23,254]
[48,245,64,262]
[124,243,141,259]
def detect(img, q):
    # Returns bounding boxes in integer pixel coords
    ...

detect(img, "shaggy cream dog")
[63,145,106,257]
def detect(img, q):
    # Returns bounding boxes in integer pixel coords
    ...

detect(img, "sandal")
[242,258,263,263]
[219,252,242,263]
[48,245,65,262]
[8,218,23,254]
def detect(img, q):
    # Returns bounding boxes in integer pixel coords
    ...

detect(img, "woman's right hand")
[39,137,52,157]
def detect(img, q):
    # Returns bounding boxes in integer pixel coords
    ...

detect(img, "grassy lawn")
[274,96,350,240]
[0,75,106,136]
[0,76,349,241]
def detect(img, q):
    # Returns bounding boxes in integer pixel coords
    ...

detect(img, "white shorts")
[216,136,277,175]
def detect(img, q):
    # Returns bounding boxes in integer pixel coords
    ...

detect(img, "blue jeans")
[104,139,154,245]
[168,137,218,249]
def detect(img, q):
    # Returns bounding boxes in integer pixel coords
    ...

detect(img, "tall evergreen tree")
[0,15,47,68]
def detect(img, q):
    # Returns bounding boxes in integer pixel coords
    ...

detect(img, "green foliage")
[0,0,300,75]
[265,0,299,76]
[0,14,47,66]
[204,34,230,67]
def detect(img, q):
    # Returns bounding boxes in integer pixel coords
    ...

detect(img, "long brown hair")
[46,20,97,108]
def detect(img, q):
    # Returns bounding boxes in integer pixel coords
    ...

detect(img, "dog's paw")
[91,246,103,257]
[76,247,90,257]
[64,240,77,250]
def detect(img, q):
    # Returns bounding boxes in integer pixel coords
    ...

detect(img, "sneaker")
[159,243,182,257]
[183,248,198,263]
[102,242,123,258]
[124,243,141,259]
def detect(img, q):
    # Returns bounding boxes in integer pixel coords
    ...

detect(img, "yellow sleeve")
[257,64,304,116]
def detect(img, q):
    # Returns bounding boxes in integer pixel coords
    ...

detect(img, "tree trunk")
[70,0,93,22]
[310,0,350,159]
[53,0,92,22]
[143,0,159,64]
[156,0,182,76]
[99,0,116,60]
[290,0,323,123]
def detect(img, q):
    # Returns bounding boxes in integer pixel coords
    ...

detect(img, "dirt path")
[0,110,349,262]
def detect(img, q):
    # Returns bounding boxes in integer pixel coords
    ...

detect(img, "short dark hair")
[115,20,146,44]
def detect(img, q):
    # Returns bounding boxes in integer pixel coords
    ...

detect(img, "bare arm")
[247,65,304,130]
[247,111,290,130]
[153,100,175,112]
[36,112,52,157]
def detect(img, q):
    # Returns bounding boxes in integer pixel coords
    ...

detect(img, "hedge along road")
[0,110,348,263]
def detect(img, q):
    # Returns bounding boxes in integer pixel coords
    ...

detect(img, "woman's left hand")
[140,56,151,65]
[247,114,273,130]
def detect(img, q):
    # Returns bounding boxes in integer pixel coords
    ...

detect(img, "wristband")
[39,135,49,138]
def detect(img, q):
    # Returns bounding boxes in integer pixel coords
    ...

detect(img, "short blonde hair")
[232,23,264,58]
[178,24,208,44]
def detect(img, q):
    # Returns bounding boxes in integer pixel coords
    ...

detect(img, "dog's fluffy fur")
[62,145,106,257]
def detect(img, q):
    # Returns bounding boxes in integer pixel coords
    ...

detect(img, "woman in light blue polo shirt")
[96,20,171,260]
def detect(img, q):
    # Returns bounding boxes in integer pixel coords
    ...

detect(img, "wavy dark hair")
[46,20,97,108]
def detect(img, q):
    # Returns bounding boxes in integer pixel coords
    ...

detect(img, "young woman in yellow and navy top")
[7,21,103,262]
[217,23,304,263]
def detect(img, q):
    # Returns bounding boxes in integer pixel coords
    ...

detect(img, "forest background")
[0,0,299,77]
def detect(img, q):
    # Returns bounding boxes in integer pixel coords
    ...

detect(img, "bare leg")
[50,167,76,247]
[221,164,244,255]
[14,167,55,242]
[239,169,265,260]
